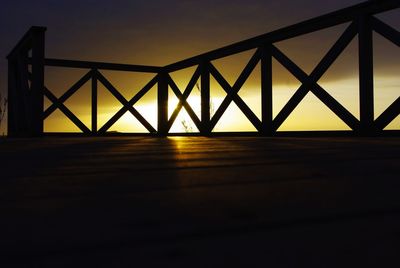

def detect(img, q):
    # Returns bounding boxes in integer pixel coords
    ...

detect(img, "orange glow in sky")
[0,6,400,133]
[43,26,399,134]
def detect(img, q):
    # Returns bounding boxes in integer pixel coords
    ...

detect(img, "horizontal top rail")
[164,0,399,72]
[7,26,47,59]
[42,58,162,73]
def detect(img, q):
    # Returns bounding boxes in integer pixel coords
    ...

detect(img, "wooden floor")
[0,137,400,267]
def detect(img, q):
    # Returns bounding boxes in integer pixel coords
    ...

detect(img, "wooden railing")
[7,27,45,137]
[7,0,400,137]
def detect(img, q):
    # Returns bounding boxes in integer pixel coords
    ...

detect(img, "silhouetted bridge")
[7,0,399,137]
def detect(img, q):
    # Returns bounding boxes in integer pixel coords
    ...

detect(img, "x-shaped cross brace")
[272,21,360,131]
[166,66,202,132]
[208,49,263,132]
[32,70,92,134]
[96,71,157,134]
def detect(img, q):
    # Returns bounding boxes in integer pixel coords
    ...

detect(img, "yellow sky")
[43,73,399,133]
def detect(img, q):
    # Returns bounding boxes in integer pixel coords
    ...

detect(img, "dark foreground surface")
[0,137,399,267]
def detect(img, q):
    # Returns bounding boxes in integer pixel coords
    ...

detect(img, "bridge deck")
[1,137,400,267]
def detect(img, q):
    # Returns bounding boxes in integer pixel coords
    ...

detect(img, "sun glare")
[44,76,399,134]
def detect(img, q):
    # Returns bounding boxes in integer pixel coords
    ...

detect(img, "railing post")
[7,59,17,137]
[158,71,169,136]
[92,69,98,135]
[358,15,375,135]
[30,27,46,137]
[7,26,46,137]
[261,44,273,136]
[201,61,211,135]
[8,54,30,136]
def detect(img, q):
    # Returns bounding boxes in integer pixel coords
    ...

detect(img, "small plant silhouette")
[0,92,7,136]
[0,93,7,126]
[180,119,193,133]
[180,82,215,133]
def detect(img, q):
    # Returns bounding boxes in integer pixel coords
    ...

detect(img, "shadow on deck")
[0,137,399,267]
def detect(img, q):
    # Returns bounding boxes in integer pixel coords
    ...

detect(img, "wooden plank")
[1,137,400,266]
[375,97,400,130]
[358,15,375,134]
[372,17,400,47]
[44,58,162,73]
[164,0,399,72]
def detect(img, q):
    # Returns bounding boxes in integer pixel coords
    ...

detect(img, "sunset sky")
[0,0,398,134]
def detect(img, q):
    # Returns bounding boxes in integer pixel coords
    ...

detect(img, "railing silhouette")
[7,0,400,137]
